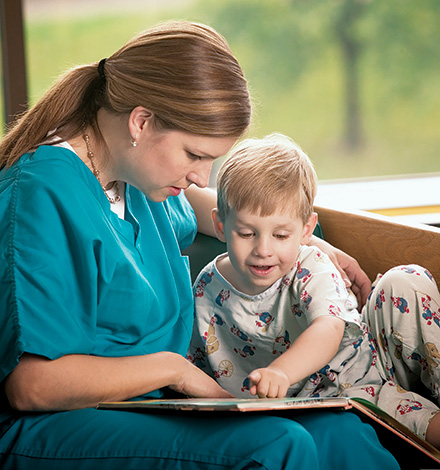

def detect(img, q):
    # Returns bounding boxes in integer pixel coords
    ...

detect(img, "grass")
[1,1,439,181]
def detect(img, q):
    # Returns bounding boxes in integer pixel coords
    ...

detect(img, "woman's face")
[118,126,237,202]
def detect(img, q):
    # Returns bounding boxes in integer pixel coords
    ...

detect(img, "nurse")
[0,20,398,469]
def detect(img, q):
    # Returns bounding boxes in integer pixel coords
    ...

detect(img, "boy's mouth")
[249,265,275,276]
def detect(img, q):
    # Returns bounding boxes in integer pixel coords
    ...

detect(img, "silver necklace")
[82,132,121,204]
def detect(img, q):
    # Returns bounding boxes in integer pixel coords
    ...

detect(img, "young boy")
[187,133,440,446]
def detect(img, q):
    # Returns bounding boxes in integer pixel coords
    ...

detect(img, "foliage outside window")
[2,0,440,180]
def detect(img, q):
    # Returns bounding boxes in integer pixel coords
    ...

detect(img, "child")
[187,133,440,447]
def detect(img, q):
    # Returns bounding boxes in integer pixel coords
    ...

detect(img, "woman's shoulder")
[18,145,88,180]
[1,145,85,185]
[0,145,103,226]
[1,145,95,200]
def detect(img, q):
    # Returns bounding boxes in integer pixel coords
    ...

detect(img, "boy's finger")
[248,370,261,383]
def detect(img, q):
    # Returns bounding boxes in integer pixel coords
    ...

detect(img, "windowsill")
[315,173,440,226]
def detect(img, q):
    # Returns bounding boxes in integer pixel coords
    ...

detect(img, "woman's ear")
[301,212,318,245]
[128,106,154,141]
[212,209,227,243]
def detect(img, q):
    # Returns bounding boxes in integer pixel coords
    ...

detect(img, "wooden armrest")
[185,207,440,287]
[315,205,440,286]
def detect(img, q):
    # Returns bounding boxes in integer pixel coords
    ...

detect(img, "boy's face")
[213,206,317,295]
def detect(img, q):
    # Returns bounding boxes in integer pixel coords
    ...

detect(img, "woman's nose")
[187,162,211,188]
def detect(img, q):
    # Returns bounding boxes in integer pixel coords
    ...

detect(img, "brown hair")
[0,21,251,169]
[217,133,317,224]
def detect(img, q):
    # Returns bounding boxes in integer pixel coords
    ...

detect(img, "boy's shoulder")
[298,244,330,266]
[295,245,345,282]
[193,254,227,296]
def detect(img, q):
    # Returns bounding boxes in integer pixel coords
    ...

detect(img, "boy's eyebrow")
[272,225,295,231]
[234,216,296,230]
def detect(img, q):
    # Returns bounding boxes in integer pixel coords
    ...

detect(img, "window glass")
[3,0,439,181]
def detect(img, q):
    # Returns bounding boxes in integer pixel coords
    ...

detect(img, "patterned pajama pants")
[361,264,440,439]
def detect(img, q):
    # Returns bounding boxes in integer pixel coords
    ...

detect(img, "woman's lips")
[169,186,182,196]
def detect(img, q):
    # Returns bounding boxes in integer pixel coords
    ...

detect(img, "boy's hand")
[248,367,290,398]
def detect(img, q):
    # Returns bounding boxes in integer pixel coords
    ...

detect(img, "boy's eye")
[274,233,289,240]
[238,232,254,238]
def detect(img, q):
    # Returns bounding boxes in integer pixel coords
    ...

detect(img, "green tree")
[199,0,440,153]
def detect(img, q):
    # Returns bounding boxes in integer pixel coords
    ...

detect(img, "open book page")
[98,396,350,412]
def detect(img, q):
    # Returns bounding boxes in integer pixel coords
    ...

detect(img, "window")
[3,0,440,186]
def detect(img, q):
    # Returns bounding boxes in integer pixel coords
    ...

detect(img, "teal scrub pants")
[0,408,399,469]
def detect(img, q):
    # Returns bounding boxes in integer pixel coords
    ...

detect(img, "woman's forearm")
[5,351,232,411]
[5,352,185,411]
[185,186,217,237]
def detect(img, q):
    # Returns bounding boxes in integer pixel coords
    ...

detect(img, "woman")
[0,20,398,469]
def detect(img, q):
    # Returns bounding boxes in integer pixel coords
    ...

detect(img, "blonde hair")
[0,21,251,169]
[217,133,317,223]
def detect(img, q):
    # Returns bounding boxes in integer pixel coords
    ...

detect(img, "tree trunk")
[334,0,365,151]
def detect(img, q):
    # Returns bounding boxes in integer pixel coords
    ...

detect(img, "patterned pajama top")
[188,245,384,398]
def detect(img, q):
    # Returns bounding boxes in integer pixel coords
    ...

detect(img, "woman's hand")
[169,358,233,398]
[309,235,372,307]
[248,367,290,398]
[5,351,232,412]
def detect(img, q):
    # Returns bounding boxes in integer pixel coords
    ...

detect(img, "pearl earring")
[131,139,137,147]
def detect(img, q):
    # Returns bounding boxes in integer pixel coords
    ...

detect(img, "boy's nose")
[253,237,273,258]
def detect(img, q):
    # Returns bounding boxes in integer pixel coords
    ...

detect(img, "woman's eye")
[187,152,202,161]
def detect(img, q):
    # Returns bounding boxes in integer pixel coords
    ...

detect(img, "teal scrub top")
[0,145,197,398]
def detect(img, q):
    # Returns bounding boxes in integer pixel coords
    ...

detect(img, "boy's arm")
[248,315,345,398]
